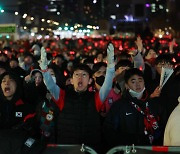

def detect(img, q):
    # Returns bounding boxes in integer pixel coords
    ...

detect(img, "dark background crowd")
[0,35,179,154]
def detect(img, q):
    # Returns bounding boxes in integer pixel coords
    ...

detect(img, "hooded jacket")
[0,72,35,130]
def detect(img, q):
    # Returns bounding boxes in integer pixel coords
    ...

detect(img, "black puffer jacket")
[103,90,166,149]
[0,72,35,130]
[0,72,38,154]
[56,89,102,152]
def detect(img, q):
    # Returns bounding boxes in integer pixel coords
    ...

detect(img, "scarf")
[145,58,156,67]
[40,99,55,138]
[130,101,159,144]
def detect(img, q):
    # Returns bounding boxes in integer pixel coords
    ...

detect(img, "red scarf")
[130,101,159,144]
[145,58,156,67]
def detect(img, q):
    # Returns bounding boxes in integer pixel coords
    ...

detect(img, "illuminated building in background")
[108,0,148,35]
[0,0,19,25]
[148,0,180,37]
[18,0,109,36]
[0,0,179,38]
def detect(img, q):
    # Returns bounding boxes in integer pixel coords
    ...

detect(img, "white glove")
[40,47,48,70]
[107,43,115,68]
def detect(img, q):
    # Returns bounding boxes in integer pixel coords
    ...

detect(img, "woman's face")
[34,72,43,86]
[1,75,17,100]
[96,53,104,62]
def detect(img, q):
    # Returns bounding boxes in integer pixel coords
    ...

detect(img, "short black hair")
[144,48,157,57]
[73,64,92,78]
[83,57,94,65]
[0,61,9,70]
[92,62,107,74]
[124,68,144,83]
[9,57,19,63]
[95,50,105,58]
[24,52,34,60]
[155,54,174,65]
[55,54,64,60]
[115,59,133,70]
[0,71,23,100]
[118,52,131,60]
[0,71,21,84]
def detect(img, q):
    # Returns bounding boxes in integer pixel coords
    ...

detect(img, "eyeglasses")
[73,73,88,78]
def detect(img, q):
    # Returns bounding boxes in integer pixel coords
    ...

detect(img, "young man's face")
[71,70,92,92]
[155,61,174,75]
[1,75,17,100]
[126,74,145,92]
[145,49,157,59]
[10,60,18,68]
[54,57,63,67]
[24,56,33,65]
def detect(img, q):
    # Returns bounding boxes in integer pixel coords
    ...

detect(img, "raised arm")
[39,47,60,100]
[133,36,145,71]
[169,38,176,54]
[99,43,115,102]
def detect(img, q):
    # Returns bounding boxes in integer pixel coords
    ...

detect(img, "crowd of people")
[0,35,179,154]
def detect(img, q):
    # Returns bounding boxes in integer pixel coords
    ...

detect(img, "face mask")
[129,87,145,99]
[96,75,105,86]
[52,76,56,83]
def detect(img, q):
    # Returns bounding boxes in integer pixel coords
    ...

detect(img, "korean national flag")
[16,112,22,117]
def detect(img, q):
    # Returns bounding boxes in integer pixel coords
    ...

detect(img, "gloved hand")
[40,47,48,70]
[107,43,115,68]
[135,36,143,52]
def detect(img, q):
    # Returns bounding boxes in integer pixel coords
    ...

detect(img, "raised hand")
[135,36,143,52]
[150,86,161,98]
[39,47,48,70]
[107,43,115,68]
[169,38,176,53]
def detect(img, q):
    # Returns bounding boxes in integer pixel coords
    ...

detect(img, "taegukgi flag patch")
[15,112,22,117]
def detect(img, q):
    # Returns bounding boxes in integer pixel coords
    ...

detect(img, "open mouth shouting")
[78,81,83,87]
[3,86,12,96]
